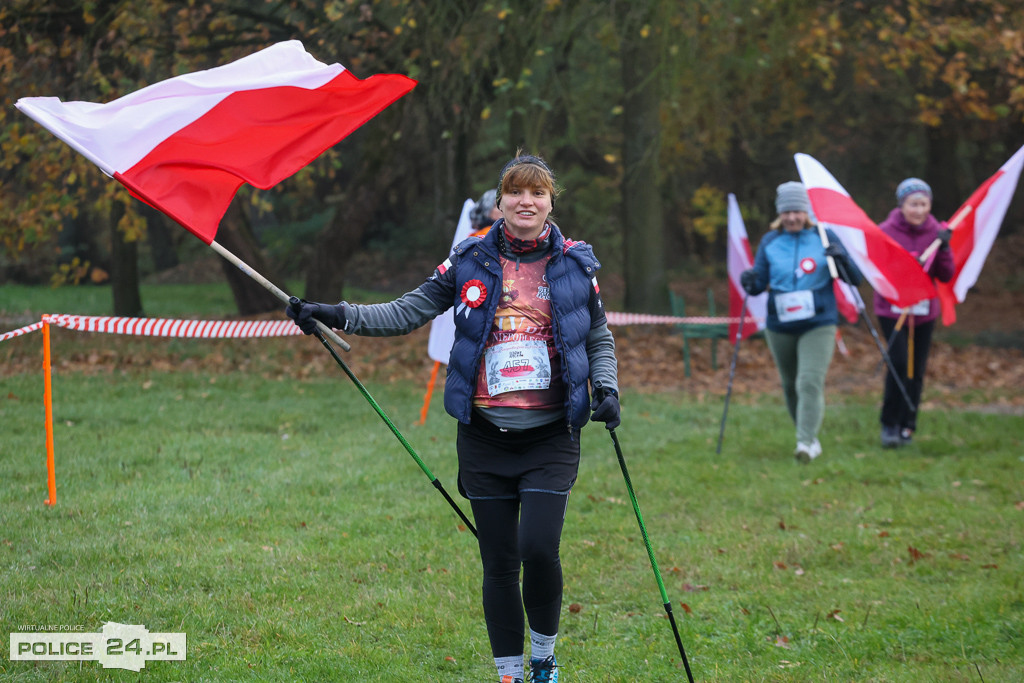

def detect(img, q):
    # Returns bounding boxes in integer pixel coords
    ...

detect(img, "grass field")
[1,362,1022,681]
[2,282,1022,681]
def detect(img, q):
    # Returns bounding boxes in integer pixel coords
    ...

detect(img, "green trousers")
[764,324,836,445]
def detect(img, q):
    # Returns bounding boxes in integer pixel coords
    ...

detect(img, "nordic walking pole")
[716,292,750,454]
[817,226,916,413]
[211,240,351,352]
[609,429,695,682]
[288,298,477,537]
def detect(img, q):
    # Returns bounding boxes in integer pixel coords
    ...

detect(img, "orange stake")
[42,319,56,506]
[417,360,441,425]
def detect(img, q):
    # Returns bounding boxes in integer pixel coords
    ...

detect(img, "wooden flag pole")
[209,240,351,352]
[917,204,972,269]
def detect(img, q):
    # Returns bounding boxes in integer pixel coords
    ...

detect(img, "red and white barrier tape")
[2,311,759,344]
[0,321,44,343]
[606,311,761,326]
[39,314,304,338]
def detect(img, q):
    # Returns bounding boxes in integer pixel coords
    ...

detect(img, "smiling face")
[497,161,557,240]
[900,193,932,227]
[780,210,809,232]
[500,185,552,238]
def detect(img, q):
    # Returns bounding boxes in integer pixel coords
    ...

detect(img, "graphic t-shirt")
[472,256,564,411]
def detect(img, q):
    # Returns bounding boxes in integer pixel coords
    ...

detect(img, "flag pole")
[209,240,350,352]
[816,225,916,413]
[916,204,972,271]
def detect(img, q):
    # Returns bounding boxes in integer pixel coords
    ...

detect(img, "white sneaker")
[794,439,821,464]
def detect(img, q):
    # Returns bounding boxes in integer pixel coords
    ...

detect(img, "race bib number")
[483,339,552,396]
[774,290,815,323]
[891,299,930,316]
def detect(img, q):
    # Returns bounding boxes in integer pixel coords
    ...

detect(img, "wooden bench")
[669,289,732,377]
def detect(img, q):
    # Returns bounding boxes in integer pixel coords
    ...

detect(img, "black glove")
[824,242,850,270]
[824,243,846,259]
[286,300,346,335]
[590,385,621,430]
[739,269,758,295]
[937,227,952,249]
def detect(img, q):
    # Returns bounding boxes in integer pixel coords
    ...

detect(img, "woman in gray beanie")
[740,181,862,463]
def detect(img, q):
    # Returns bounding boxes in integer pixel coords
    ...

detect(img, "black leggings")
[470,492,569,657]
[878,316,935,431]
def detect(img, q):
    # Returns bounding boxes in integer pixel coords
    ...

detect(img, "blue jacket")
[747,226,862,334]
[445,222,603,430]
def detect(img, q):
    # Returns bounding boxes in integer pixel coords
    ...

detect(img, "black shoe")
[900,428,914,445]
[881,425,901,448]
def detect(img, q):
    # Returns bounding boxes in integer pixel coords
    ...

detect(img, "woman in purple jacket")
[873,178,954,448]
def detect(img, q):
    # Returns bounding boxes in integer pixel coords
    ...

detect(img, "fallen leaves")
[907,545,930,563]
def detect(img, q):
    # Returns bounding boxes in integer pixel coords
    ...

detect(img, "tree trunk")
[110,201,145,317]
[304,183,385,303]
[619,7,669,314]
[926,126,961,220]
[216,201,286,315]
[142,205,180,273]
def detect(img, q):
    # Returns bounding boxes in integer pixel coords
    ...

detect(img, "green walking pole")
[289,297,477,538]
[610,429,695,681]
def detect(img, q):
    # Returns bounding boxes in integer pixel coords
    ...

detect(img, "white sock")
[494,654,524,681]
[529,629,557,661]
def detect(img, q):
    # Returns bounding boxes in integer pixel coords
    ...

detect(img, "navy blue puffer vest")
[443,222,601,430]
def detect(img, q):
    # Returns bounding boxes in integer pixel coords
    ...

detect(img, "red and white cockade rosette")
[457,279,487,317]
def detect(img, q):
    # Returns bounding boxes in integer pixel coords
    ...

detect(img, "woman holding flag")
[741,181,862,463]
[873,178,954,448]
[287,153,618,683]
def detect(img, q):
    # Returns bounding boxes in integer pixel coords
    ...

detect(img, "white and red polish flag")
[726,193,767,342]
[795,153,936,309]
[15,40,416,244]
[937,144,1024,325]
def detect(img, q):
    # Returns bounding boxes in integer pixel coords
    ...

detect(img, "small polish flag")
[725,194,766,342]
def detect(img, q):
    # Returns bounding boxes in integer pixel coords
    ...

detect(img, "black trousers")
[457,413,579,657]
[878,316,935,432]
[470,493,569,656]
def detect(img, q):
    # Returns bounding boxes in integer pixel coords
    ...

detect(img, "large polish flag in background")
[15,40,416,244]
[795,153,936,309]
[726,193,767,341]
[937,144,1024,325]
